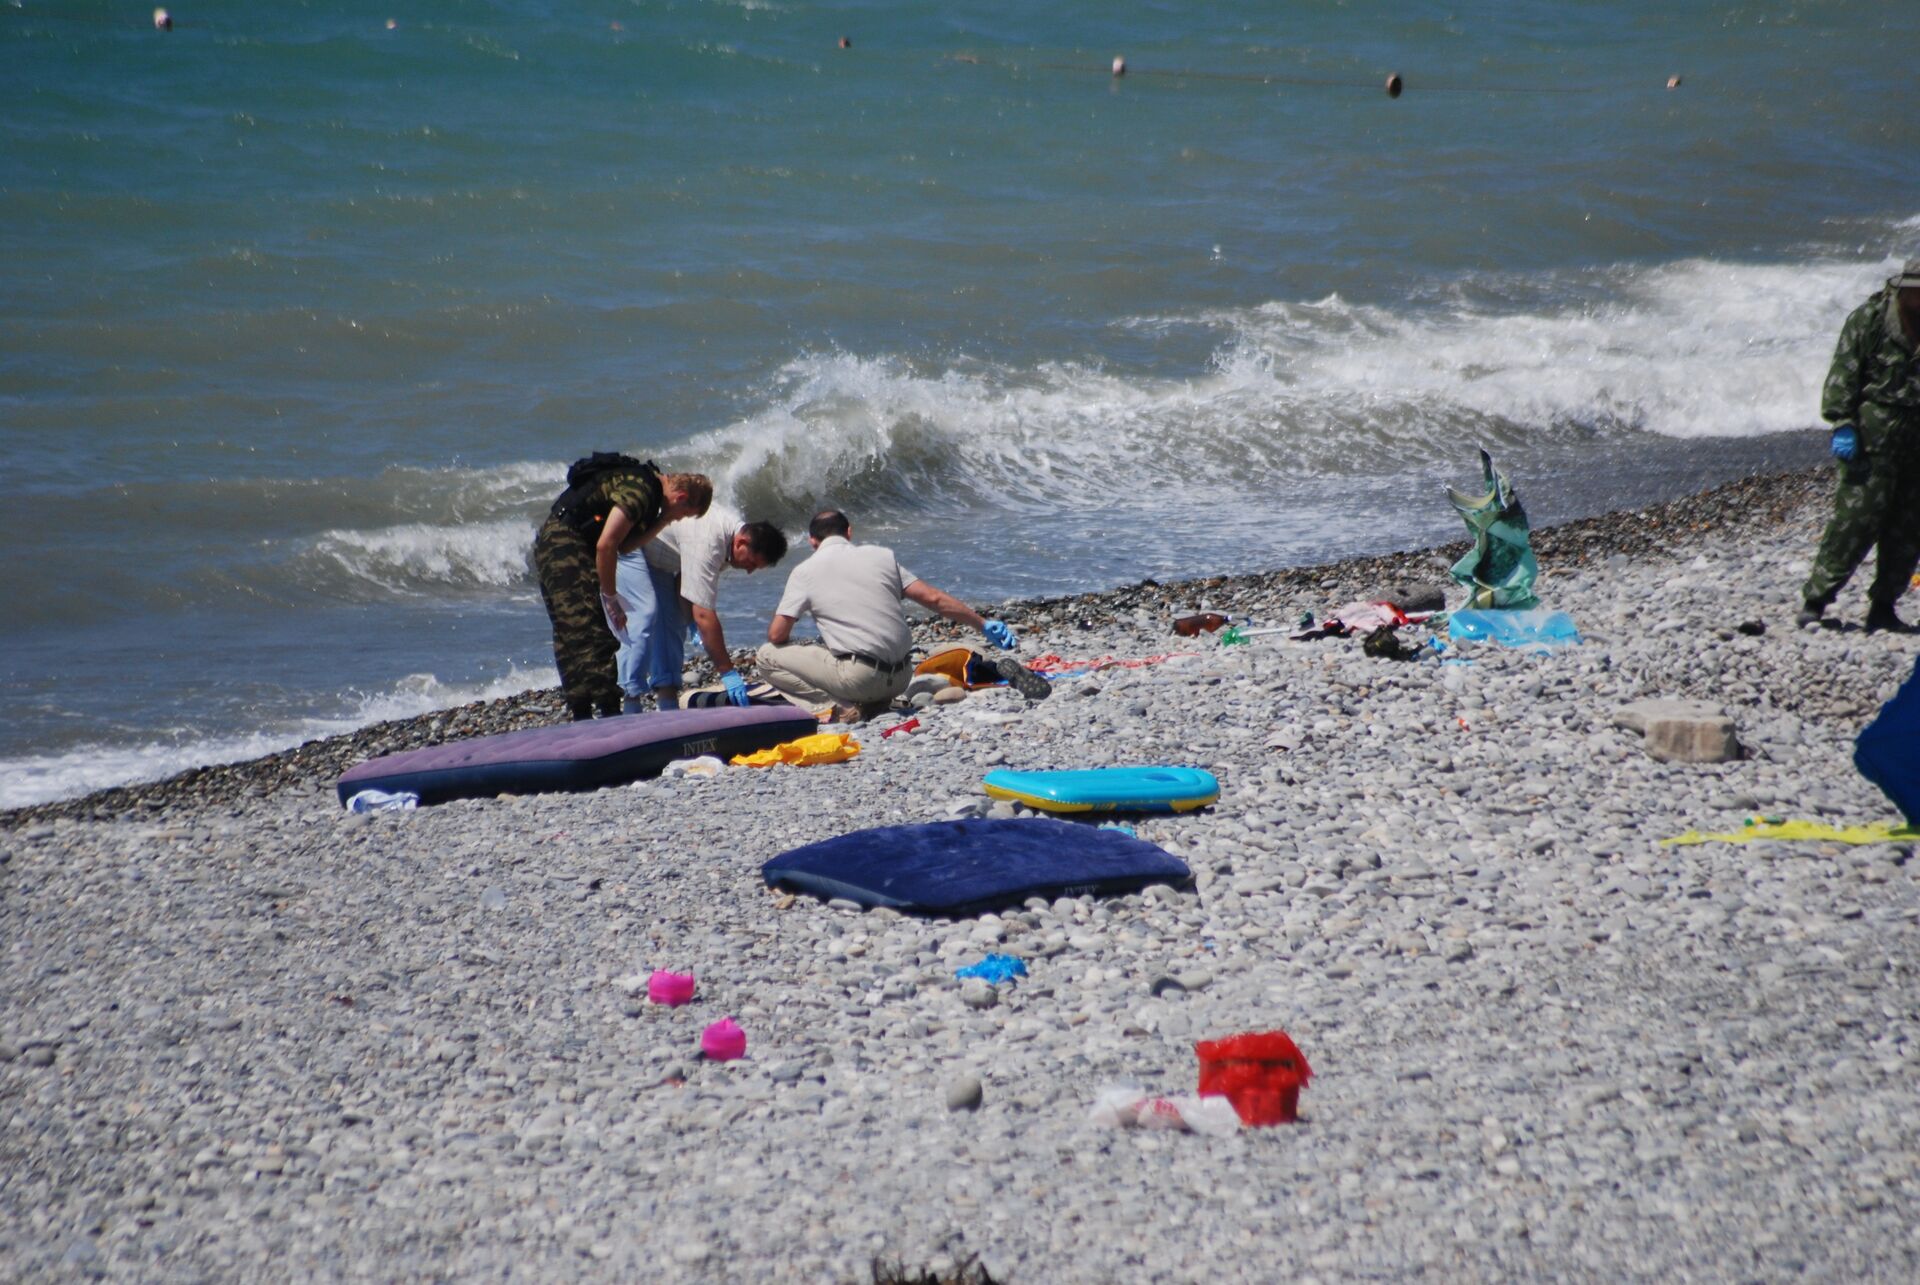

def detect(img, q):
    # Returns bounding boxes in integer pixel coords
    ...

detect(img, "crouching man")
[615,505,789,711]
[759,509,1019,721]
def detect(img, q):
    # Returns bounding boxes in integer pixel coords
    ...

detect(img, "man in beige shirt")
[760,509,1030,720]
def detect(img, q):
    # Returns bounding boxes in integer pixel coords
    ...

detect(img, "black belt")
[832,650,908,672]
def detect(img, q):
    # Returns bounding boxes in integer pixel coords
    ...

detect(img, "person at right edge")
[534,457,712,721]
[1799,257,1920,634]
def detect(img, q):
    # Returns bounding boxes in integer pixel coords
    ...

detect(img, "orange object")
[914,647,1003,691]
[1194,1030,1312,1125]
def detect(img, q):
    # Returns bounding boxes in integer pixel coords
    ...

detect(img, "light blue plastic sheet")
[1448,608,1580,652]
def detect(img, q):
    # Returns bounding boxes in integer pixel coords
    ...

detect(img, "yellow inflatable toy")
[730,731,861,768]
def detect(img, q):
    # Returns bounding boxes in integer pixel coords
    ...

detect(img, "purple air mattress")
[336,704,817,807]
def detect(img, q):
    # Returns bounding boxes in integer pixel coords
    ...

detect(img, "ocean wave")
[691,253,1885,522]
[49,252,1887,605]
[1181,255,1895,441]
[299,518,538,596]
[0,665,555,811]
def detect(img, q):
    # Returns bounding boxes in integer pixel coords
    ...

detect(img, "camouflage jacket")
[548,468,664,542]
[1822,287,1920,432]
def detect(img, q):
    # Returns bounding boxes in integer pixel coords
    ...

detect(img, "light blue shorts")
[614,556,686,696]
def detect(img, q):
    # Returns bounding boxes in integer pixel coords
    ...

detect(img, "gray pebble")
[946,1075,984,1112]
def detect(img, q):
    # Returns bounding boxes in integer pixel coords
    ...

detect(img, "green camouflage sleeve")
[603,470,663,530]
[1820,298,1878,425]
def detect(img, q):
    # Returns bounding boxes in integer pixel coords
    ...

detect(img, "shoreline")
[1,464,1835,829]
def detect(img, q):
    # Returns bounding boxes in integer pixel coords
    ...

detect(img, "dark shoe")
[1865,604,1919,635]
[1794,603,1824,628]
[995,656,1053,701]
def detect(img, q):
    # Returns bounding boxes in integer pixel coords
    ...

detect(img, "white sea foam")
[685,253,1891,518]
[0,665,554,810]
[304,518,539,593]
[1210,256,1896,440]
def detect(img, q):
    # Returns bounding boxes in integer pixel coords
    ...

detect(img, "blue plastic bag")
[1448,608,1580,652]
[955,954,1029,985]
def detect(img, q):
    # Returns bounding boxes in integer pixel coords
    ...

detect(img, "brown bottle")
[1172,612,1230,637]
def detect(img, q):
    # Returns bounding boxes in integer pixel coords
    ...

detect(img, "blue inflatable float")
[1856,658,1920,827]
[763,817,1192,916]
[981,766,1219,814]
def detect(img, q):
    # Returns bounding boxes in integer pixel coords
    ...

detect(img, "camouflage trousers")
[1802,427,1920,612]
[533,516,621,719]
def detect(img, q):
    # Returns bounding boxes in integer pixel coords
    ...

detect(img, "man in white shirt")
[615,505,789,712]
[759,509,1023,720]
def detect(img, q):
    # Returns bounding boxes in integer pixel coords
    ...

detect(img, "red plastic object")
[1194,1030,1312,1125]
[881,718,920,739]
[700,1017,747,1062]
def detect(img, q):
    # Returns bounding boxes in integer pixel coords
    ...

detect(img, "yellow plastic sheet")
[1662,819,1920,847]
[730,731,861,768]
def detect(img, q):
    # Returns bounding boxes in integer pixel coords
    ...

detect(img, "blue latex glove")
[982,619,1016,650]
[720,670,751,707]
[1831,425,1858,461]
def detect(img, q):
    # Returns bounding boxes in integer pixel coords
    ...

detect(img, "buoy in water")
[1385,72,1403,98]
[1112,55,1127,77]
[838,36,852,50]
[1666,74,1682,89]
[153,7,171,31]
[385,18,397,31]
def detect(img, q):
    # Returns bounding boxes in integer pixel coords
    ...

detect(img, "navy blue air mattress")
[337,705,816,807]
[1856,657,1920,827]
[762,817,1193,917]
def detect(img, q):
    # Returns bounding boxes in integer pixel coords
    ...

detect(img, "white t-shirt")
[775,536,919,663]
[642,505,743,610]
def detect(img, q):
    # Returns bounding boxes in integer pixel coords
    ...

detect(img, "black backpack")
[549,452,661,535]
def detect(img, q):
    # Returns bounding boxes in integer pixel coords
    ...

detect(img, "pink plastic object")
[647,970,696,1006]
[700,1017,747,1061]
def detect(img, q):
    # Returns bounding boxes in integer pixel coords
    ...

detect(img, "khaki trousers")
[756,642,909,716]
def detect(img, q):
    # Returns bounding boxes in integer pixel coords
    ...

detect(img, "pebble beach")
[4,465,1918,1282]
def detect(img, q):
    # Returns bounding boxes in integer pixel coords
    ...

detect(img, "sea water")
[3,1,1917,806]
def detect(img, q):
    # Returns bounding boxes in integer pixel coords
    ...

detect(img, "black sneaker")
[1794,603,1825,628]
[995,656,1053,701]
[1865,604,1919,635]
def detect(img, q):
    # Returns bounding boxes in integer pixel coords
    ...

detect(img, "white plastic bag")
[659,755,725,779]
[1088,1086,1239,1138]
[600,591,634,645]
[344,788,419,813]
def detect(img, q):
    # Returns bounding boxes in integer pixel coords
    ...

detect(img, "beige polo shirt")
[643,505,743,610]
[774,536,918,663]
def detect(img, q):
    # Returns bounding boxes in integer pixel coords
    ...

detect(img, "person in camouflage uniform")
[1799,258,1920,634]
[534,463,712,720]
